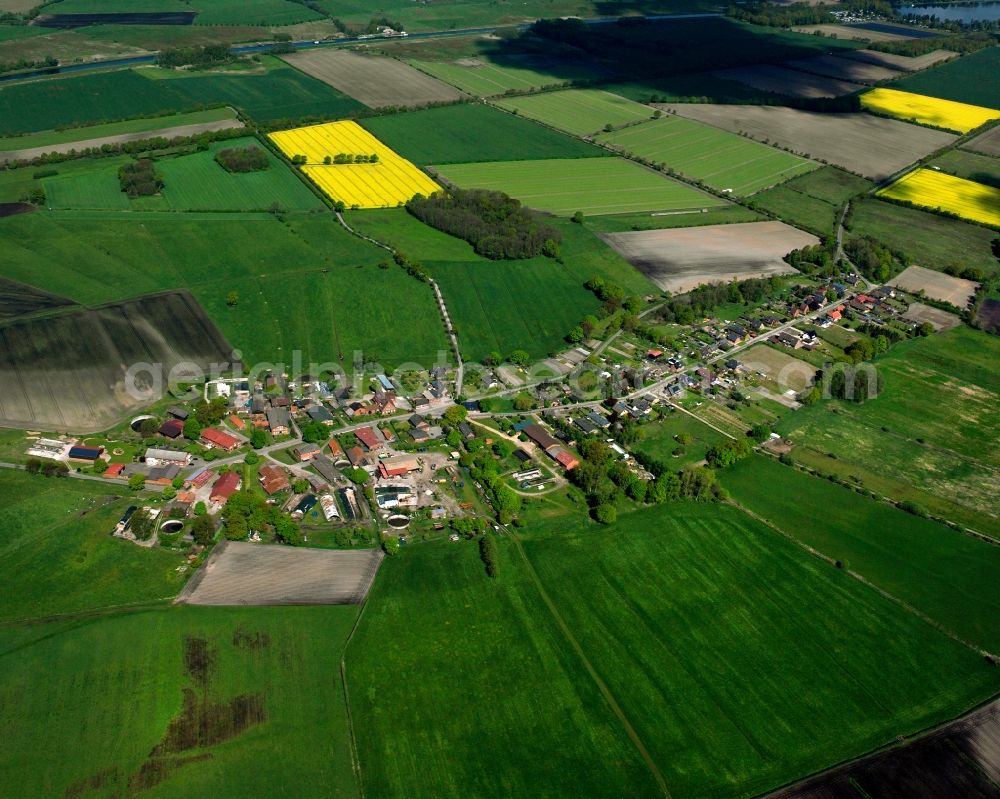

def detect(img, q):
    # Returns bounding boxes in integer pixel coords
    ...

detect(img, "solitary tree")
[128,473,146,491]
[183,418,202,441]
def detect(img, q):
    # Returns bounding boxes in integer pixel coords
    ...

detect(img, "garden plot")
[783,52,903,84]
[600,220,815,294]
[712,64,863,98]
[661,103,956,181]
[179,541,383,605]
[889,265,980,307]
[281,50,465,108]
[741,344,817,393]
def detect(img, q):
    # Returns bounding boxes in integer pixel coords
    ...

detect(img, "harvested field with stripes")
[179,541,383,606]
[493,88,655,137]
[269,120,439,208]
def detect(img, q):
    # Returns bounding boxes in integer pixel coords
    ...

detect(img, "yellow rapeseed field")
[860,88,1000,134]
[878,168,1000,228]
[269,120,439,208]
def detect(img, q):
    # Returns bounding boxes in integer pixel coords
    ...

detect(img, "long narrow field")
[407,55,603,97]
[861,87,1000,134]
[596,115,816,196]
[346,538,659,798]
[877,167,1000,228]
[433,157,724,216]
[360,103,608,165]
[0,470,183,622]
[662,102,956,181]
[0,605,360,799]
[722,456,1000,653]
[493,88,656,137]
[520,503,1000,799]
[775,326,1000,530]
[270,120,440,208]
[712,64,862,98]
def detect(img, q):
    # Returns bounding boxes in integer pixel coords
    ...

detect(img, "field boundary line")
[510,533,672,798]
[340,587,377,799]
[729,499,997,660]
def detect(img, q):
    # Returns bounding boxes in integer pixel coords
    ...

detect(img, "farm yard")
[877,168,1000,228]
[860,87,1000,134]
[752,166,873,236]
[712,64,862,98]
[596,115,817,196]
[663,103,957,181]
[889,265,980,307]
[493,88,656,137]
[0,289,233,432]
[269,120,440,208]
[433,157,723,217]
[740,343,817,393]
[280,50,466,108]
[600,221,816,294]
[360,103,608,165]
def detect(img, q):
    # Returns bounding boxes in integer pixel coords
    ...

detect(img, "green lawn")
[891,46,1000,109]
[0,605,360,798]
[0,211,448,368]
[407,55,602,97]
[723,455,1000,652]
[775,327,1000,531]
[0,470,184,622]
[596,115,817,196]
[433,157,725,217]
[493,88,657,137]
[0,107,238,151]
[360,102,608,165]
[519,503,998,798]
[632,409,729,469]
[753,165,872,236]
[847,197,1000,275]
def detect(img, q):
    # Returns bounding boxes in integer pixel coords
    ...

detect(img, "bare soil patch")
[963,126,1000,158]
[903,302,962,331]
[977,298,1000,334]
[600,221,814,294]
[281,50,465,108]
[661,103,956,180]
[784,53,902,84]
[713,64,863,98]
[0,202,34,217]
[178,540,383,605]
[842,48,957,71]
[889,265,979,307]
[0,118,245,165]
[741,344,818,393]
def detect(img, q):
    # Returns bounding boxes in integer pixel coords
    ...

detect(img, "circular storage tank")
[387,514,410,529]
[159,519,184,534]
[130,414,155,432]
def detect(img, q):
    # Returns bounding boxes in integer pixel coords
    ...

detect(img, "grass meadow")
[360,102,608,165]
[0,211,448,367]
[775,327,1000,532]
[723,455,1000,652]
[596,115,817,196]
[752,165,872,236]
[493,88,656,137]
[0,605,360,799]
[848,198,1000,275]
[0,470,183,622]
[433,157,724,216]
[631,408,729,469]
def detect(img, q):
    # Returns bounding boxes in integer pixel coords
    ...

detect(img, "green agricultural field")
[0,605,360,798]
[408,55,602,97]
[0,470,184,622]
[493,88,656,137]
[39,0,324,25]
[892,46,1000,109]
[582,204,763,233]
[44,162,132,210]
[0,107,238,152]
[608,72,782,104]
[346,536,664,798]
[359,103,608,165]
[930,147,1000,188]
[0,65,361,136]
[776,327,1000,532]
[596,115,817,196]
[521,503,998,798]
[349,209,656,361]
[433,157,724,217]
[848,198,1000,275]
[752,165,872,235]
[0,211,448,368]
[723,455,1000,652]
[631,409,729,469]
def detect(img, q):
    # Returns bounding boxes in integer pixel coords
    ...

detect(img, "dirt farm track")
[178,541,384,606]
